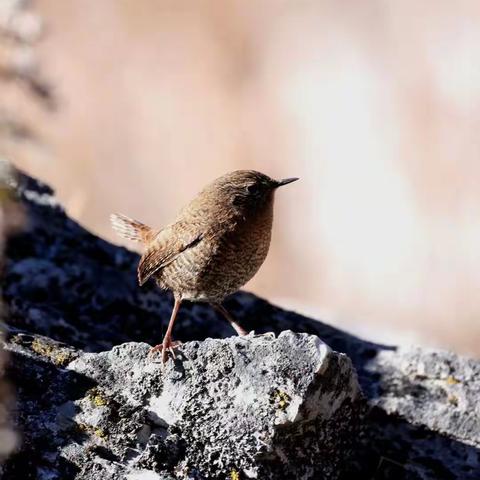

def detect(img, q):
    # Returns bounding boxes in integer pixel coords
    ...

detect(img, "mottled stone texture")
[3,331,362,480]
[72,334,361,479]
[1,165,480,479]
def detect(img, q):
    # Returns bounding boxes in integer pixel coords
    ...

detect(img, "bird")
[110,170,298,363]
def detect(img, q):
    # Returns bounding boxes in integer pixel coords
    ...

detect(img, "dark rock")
[1,164,480,479]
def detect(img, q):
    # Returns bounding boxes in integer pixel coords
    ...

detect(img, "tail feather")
[110,213,153,243]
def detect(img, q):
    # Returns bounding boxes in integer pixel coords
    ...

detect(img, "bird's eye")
[246,183,260,195]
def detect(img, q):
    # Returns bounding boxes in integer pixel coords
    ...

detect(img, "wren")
[111,170,298,363]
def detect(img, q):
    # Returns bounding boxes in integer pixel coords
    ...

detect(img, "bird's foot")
[149,339,182,363]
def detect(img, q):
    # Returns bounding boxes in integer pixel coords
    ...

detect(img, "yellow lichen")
[271,389,291,411]
[94,428,107,439]
[92,395,108,407]
[446,376,460,385]
[76,422,107,439]
[31,338,53,356]
[31,338,74,367]
[87,388,109,407]
[54,351,73,366]
[230,469,240,480]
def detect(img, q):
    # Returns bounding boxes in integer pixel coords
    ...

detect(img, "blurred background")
[3,0,480,356]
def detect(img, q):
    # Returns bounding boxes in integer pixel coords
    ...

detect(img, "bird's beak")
[275,177,299,188]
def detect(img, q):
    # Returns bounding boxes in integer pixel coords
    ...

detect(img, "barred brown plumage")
[111,170,298,363]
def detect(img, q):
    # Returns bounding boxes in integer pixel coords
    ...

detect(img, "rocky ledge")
[1,165,479,479]
[5,331,362,480]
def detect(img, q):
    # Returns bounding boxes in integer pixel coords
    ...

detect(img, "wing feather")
[137,224,203,286]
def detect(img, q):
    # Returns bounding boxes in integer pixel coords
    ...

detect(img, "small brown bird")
[110,170,298,363]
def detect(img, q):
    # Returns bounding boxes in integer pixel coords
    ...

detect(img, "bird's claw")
[148,340,182,363]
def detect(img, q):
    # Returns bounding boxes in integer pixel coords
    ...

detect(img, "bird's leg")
[149,297,183,363]
[211,303,248,336]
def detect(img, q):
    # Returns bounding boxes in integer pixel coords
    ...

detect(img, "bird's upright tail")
[110,213,154,243]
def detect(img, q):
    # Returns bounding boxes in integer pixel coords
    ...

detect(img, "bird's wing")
[137,223,204,286]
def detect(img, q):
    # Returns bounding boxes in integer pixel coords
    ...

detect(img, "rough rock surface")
[5,332,362,479]
[1,165,480,479]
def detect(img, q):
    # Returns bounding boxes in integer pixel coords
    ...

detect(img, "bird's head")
[212,170,299,211]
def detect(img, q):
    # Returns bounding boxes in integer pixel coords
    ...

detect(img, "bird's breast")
[158,201,274,302]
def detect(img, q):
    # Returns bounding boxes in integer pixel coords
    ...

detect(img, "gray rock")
[367,347,480,448]
[3,331,363,480]
[2,165,480,479]
[359,347,480,479]
[66,333,361,479]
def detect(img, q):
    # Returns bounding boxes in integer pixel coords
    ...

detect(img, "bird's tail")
[110,213,154,243]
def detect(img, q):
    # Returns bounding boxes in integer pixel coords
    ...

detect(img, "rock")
[367,347,480,449]
[69,333,361,479]
[2,164,480,479]
[359,347,480,479]
[3,331,363,480]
